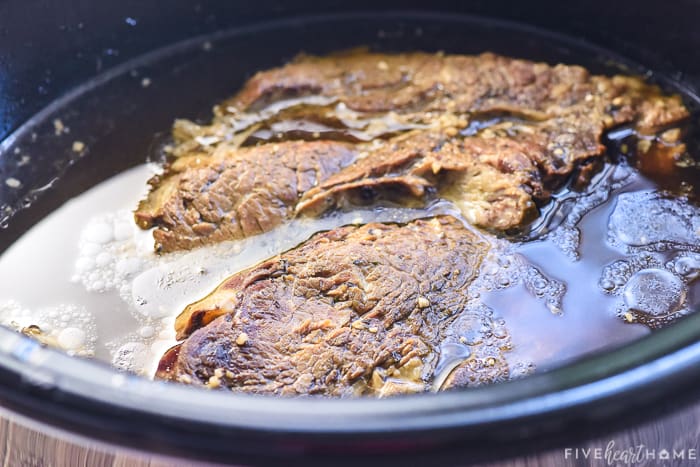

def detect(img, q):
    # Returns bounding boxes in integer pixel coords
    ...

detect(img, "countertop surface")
[1,400,699,467]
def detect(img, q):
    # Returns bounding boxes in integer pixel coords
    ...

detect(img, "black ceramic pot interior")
[1,1,700,465]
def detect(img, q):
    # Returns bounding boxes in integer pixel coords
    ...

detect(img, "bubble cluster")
[546,226,580,261]
[72,210,154,296]
[111,341,150,373]
[448,303,512,347]
[667,253,700,282]
[543,164,632,260]
[0,301,97,356]
[599,252,662,295]
[623,269,686,318]
[0,300,33,328]
[473,247,566,314]
[433,302,528,390]
[608,191,700,252]
[597,190,700,327]
[599,251,696,328]
[106,317,175,376]
[523,266,567,314]
[509,361,537,379]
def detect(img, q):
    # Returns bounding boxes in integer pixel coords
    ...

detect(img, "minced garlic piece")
[72,140,85,152]
[207,375,221,388]
[235,332,248,346]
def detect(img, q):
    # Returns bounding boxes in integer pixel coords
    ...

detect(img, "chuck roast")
[135,140,355,252]
[135,51,689,251]
[222,51,687,133]
[296,114,609,231]
[156,216,513,396]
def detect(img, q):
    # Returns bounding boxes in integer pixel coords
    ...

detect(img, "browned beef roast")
[222,51,687,133]
[156,216,512,396]
[135,121,570,251]
[296,114,611,231]
[170,51,688,159]
[135,51,688,251]
[135,140,356,252]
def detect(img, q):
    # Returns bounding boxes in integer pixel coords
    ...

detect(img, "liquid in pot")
[0,14,698,393]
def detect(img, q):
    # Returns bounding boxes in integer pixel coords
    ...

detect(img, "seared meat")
[297,115,608,231]
[134,119,586,251]
[222,51,687,133]
[136,51,689,251]
[135,140,355,252]
[170,52,687,160]
[156,216,512,396]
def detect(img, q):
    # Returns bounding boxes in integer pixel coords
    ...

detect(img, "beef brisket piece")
[135,140,356,252]
[157,216,512,396]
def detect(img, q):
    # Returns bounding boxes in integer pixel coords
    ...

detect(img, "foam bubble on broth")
[110,340,152,373]
[595,188,700,327]
[608,191,700,252]
[73,210,154,295]
[431,301,530,391]
[599,250,696,327]
[623,269,686,317]
[535,163,633,260]
[470,246,566,314]
[0,301,97,356]
[668,252,700,281]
